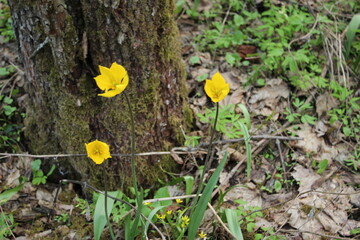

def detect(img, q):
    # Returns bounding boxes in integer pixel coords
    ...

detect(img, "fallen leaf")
[224,185,263,208]
[291,165,321,193]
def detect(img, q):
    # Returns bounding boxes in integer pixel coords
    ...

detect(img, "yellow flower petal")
[94,74,113,91]
[99,65,115,81]
[94,62,129,98]
[199,231,207,238]
[85,140,112,164]
[98,86,123,98]
[204,72,230,102]
[110,62,127,83]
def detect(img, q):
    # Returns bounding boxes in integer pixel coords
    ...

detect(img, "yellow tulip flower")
[94,62,129,97]
[85,140,112,164]
[204,72,230,102]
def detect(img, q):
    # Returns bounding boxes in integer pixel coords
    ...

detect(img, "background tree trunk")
[8,0,191,190]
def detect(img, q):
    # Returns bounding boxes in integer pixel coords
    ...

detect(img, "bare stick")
[0,135,303,159]
[207,203,238,239]
[276,139,289,190]
[0,205,17,239]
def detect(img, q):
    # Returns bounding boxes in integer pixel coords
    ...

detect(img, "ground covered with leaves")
[1,0,360,239]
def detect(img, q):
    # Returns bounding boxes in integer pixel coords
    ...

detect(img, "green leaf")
[0,182,24,205]
[345,14,360,58]
[196,73,208,82]
[237,104,251,130]
[184,176,194,203]
[274,180,282,192]
[3,105,16,116]
[234,14,245,27]
[189,56,200,65]
[144,205,167,234]
[300,115,317,125]
[343,126,352,137]
[94,191,119,240]
[31,159,42,171]
[238,122,252,180]
[225,53,240,66]
[47,164,56,177]
[153,187,171,208]
[225,208,244,240]
[188,152,228,240]
[3,96,13,104]
[317,159,328,174]
[268,47,284,57]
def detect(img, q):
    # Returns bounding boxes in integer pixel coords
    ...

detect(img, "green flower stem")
[124,92,143,236]
[124,92,139,202]
[103,164,115,240]
[192,102,219,207]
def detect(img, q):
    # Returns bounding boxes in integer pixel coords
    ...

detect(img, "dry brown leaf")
[248,78,289,118]
[291,165,321,193]
[289,124,323,154]
[315,92,339,118]
[224,184,263,208]
[227,87,245,106]
[36,188,54,204]
[249,78,289,104]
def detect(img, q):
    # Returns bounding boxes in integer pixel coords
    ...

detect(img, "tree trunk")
[8,0,191,190]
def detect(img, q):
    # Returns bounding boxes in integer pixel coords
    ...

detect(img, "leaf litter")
[0,1,359,239]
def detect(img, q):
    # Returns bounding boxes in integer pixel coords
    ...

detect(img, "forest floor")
[1,0,360,239]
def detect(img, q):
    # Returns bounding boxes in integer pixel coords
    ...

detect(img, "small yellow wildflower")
[204,72,230,102]
[181,215,190,228]
[94,62,129,98]
[166,210,172,215]
[144,202,151,206]
[156,214,166,219]
[85,140,111,164]
[175,198,183,204]
[199,231,207,239]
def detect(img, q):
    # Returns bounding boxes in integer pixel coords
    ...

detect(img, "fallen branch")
[0,135,303,159]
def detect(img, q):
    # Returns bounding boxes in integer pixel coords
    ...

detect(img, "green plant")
[75,195,95,216]
[344,148,360,171]
[0,177,25,238]
[0,89,24,152]
[197,104,251,139]
[284,98,317,125]
[313,159,329,174]
[229,199,285,240]
[0,212,15,238]
[0,0,15,43]
[344,14,360,74]
[54,213,69,224]
[30,159,56,185]
[184,135,202,148]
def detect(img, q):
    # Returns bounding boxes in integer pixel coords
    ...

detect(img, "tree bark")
[8,0,191,190]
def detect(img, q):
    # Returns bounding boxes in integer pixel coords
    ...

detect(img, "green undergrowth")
[192,0,360,170]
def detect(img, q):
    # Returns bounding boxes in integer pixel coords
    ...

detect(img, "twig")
[0,205,17,239]
[0,135,303,159]
[276,139,289,190]
[143,194,201,204]
[212,138,268,197]
[207,203,238,239]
